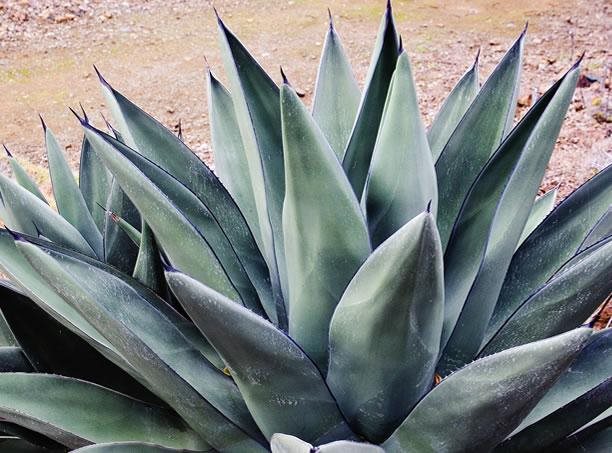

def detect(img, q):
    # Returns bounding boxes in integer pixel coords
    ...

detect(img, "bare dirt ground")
[0,1,610,322]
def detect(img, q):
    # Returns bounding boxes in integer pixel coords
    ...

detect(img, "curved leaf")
[342,1,398,197]
[496,378,612,452]
[207,71,262,252]
[166,270,353,444]
[327,212,443,441]
[498,322,612,436]
[132,222,167,297]
[439,61,579,373]
[0,279,159,402]
[103,180,140,273]
[435,30,525,249]
[382,328,592,453]
[43,123,103,257]
[15,239,265,451]
[491,164,612,336]
[579,206,612,252]
[556,423,612,453]
[480,237,611,355]
[216,15,286,314]
[363,51,437,247]
[0,373,207,450]
[282,83,371,371]
[271,433,383,453]
[98,68,277,325]
[4,146,47,204]
[312,15,360,159]
[427,52,479,160]
[0,174,96,257]
[517,188,557,248]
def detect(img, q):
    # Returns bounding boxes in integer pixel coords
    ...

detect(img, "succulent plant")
[0,2,611,452]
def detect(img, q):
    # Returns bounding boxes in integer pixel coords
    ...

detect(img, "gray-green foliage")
[0,2,609,452]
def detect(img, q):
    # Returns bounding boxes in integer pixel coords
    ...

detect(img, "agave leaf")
[282,83,371,371]
[439,62,579,373]
[363,51,437,247]
[496,378,612,453]
[0,346,33,372]
[43,122,103,258]
[0,421,65,450]
[0,173,96,257]
[578,207,612,252]
[270,433,384,453]
[79,135,111,232]
[72,442,208,452]
[312,14,360,159]
[512,326,611,434]
[427,52,479,160]
[480,238,611,353]
[4,146,48,204]
[327,212,443,441]
[82,123,242,302]
[216,15,287,312]
[435,30,525,249]
[103,180,140,273]
[15,239,266,451]
[132,222,167,297]
[342,1,398,197]
[491,164,612,336]
[517,188,557,248]
[207,71,262,252]
[0,373,208,450]
[0,279,159,402]
[382,328,592,453]
[165,270,353,444]
[0,311,16,346]
[97,70,277,324]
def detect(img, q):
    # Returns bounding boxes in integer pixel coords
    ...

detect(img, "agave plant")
[0,2,610,452]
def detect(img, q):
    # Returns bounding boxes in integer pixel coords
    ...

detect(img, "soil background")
[0,1,610,321]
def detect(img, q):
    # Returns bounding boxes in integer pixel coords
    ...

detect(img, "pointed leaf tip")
[159,253,177,273]
[280,66,290,85]
[328,8,334,29]
[92,64,111,90]
[4,226,25,242]
[68,106,88,126]
[573,51,586,69]
[398,35,404,53]
[79,102,89,122]
[427,200,433,213]
[38,114,47,132]
[474,47,481,66]
[3,144,12,158]
[521,21,528,37]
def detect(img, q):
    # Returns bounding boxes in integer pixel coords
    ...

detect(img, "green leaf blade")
[281,84,371,371]
[328,212,444,442]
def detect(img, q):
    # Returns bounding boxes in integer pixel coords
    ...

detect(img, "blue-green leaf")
[312,14,360,159]
[0,346,33,372]
[4,146,48,204]
[517,188,557,248]
[363,51,437,247]
[439,61,579,373]
[327,211,443,441]
[166,270,353,445]
[427,52,479,160]
[271,433,383,453]
[383,329,592,453]
[342,1,398,198]
[490,164,612,336]
[79,134,111,232]
[435,30,525,249]
[43,122,103,258]
[282,83,371,371]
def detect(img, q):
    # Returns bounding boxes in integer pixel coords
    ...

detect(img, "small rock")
[166,107,175,114]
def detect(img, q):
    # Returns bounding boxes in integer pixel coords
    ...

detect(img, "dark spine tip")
[68,107,87,126]
[386,0,392,15]
[280,66,290,85]
[573,51,586,69]
[203,55,211,73]
[93,65,111,89]
[3,144,13,158]
[4,226,25,242]
[38,114,47,132]
[426,200,432,213]
[327,8,334,30]
[520,21,528,37]
[95,201,107,212]
[398,35,404,53]
[213,6,225,28]
[100,112,113,132]
[474,47,481,66]
[79,102,89,122]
